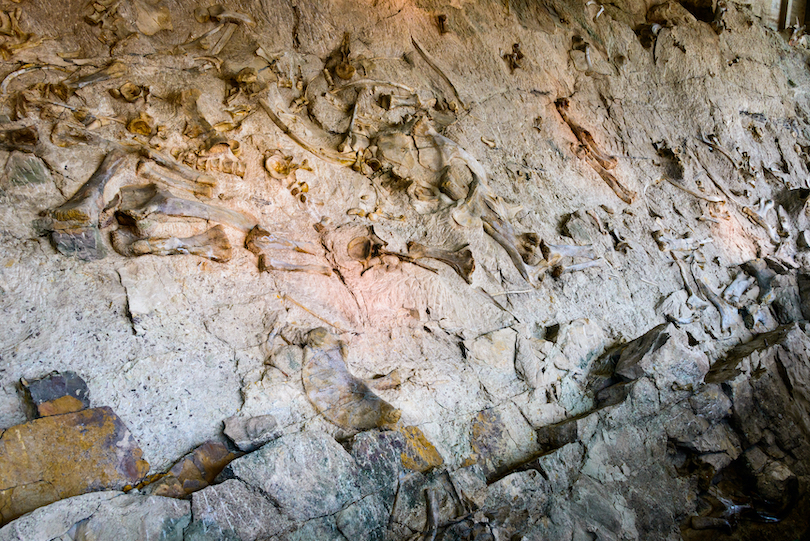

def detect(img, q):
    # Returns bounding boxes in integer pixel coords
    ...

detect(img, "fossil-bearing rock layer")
[2,0,810,538]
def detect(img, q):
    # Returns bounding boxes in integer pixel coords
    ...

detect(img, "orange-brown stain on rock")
[147,440,237,498]
[0,406,149,525]
[396,425,443,472]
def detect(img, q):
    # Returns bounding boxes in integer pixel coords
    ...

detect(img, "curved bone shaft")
[65,61,127,89]
[555,98,618,170]
[587,157,636,204]
[742,258,776,304]
[258,258,332,275]
[722,272,755,304]
[118,184,256,232]
[551,258,605,277]
[653,230,713,252]
[665,178,724,203]
[245,226,321,256]
[696,274,739,332]
[50,150,126,223]
[540,240,596,264]
[137,161,213,198]
[407,241,475,284]
[483,215,530,281]
[742,200,780,244]
[113,225,232,262]
[142,148,216,186]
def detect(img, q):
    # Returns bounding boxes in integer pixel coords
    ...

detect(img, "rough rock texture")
[2,0,810,538]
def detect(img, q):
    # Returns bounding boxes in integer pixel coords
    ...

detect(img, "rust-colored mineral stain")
[397,425,444,472]
[0,406,149,525]
[147,440,237,498]
[36,395,85,417]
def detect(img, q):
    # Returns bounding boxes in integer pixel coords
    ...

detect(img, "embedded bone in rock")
[116,183,256,232]
[743,258,778,305]
[652,230,713,252]
[406,241,475,283]
[8,0,810,538]
[245,225,331,274]
[49,150,126,224]
[539,240,597,266]
[136,160,213,198]
[302,328,401,431]
[111,224,232,262]
[723,271,756,304]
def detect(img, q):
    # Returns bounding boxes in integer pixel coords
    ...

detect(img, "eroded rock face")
[3,0,810,538]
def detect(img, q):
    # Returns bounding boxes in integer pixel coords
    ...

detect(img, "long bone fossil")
[50,150,126,224]
[407,241,475,283]
[111,224,232,262]
[742,198,780,244]
[721,272,755,304]
[245,225,332,275]
[116,183,256,233]
[555,98,636,204]
[691,261,740,333]
[136,160,213,198]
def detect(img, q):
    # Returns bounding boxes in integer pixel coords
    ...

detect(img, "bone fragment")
[245,226,321,255]
[259,99,356,166]
[776,204,791,239]
[256,258,332,275]
[587,158,636,204]
[693,268,739,333]
[117,184,256,232]
[665,177,724,203]
[539,240,596,265]
[210,22,237,55]
[555,98,618,170]
[722,272,755,304]
[50,150,126,223]
[209,7,255,26]
[64,61,127,89]
[741,258,776,305]
[136,160,213,198]
[698,131,739,168]
[411,37,466,110]
[483,215,531,280]
[111,225,232,262]
[0,124,37,152]
[673,257,709,312]
[379,93,420,109]
[799,230,810,250]
[652,230,713,252]
[142,148,216,187]
[302,328,401,430]
[551,258,605,277]
[742,199,780,244]
[407,241,475,283]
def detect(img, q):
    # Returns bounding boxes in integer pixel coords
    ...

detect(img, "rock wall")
[1,0,810,538]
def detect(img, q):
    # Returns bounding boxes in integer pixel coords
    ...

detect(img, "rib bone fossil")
[407,241,475,283]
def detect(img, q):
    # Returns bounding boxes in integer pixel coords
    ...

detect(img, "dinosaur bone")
[64,61,127,89]
[111,225,232,262]
[136,160,213,198]
[245,225,331,275]
[652,230,713,252]
[141,148,216,187]
[50,150,126,224]
[721,272,755,304]
[741,258,776,305]
[551,258,606,277]
[742,199,780,244]
[555,98,618,170]
[117,184,256,232]
[303,328,401,431]
[346,227,436,275]
[692,264,740,333]
[539,240,596,266]
[407,241,475,284]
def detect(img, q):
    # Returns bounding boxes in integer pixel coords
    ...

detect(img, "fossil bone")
[665,177,725,203]
[482,214,531,280]
[64,60,127,90]
[136,161,213,198]
[142,148,216,187]
[742,199,780,244]
[302,328,401,431]
[652,230,713,252]
[117,184,256,232]
[50,150,126,224]
[245,226,330,275]
[556,98,618,170]
[539,240,596,266]
[111,225,232,262]
[0,124,37,152]
[407,241,475,283]
[411,37,466,109]
[551,258,606,277]
[722,272,755,304]
[693,265,739,333]
[741,258,776,305]
[210,22,237,55]
[347,227,436,275]
[698,131,739,168]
